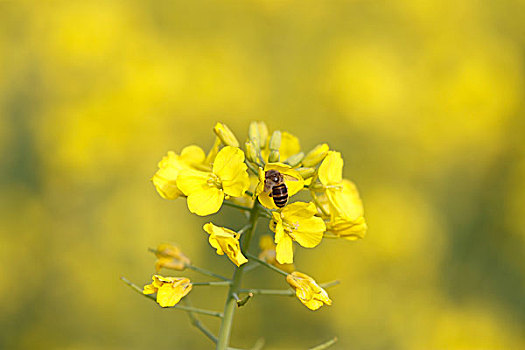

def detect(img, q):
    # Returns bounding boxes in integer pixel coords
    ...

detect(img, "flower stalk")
[216,201,260,350]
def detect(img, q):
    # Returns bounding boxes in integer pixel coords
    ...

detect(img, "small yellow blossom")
[152,146,209,199]
[302,143,329,167]
[214,122,239,147]
[269,202,326,264]
[177,146,250,216]
[255,163,304,210]
[203,223,248,267]
[143,275,192,307]
[286,271,332,310]
[316,152,367,239]
[258,235,295,273]
[154,243,191,271]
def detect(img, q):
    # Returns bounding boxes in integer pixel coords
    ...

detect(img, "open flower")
[203,223,248,267]
[177,146,250,216]
[152,145,210,199]
[316,152,367,239]
[154,243,191,271]
[255,163,304,210]
[270,202,326,264]
[286,271,332,310]
[258,235,295,273]
[143,275,192,307]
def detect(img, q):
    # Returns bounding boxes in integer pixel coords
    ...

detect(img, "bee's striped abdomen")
[272,183,288,208]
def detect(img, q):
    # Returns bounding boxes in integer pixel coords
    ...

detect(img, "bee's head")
[265,169,281,183]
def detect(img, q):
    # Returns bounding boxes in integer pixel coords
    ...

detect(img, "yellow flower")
[269,202,326,264]
[286,271,332,310]
[152,146,209,199]
[214,122,239,147]
[177,146,250,216]
[258,235,295,273]
[302,143,329,167]
[255,163,304,210]
[154,243,191,271]
[143,275,192,307]
[203,223,248,267]
[316,152,367,239]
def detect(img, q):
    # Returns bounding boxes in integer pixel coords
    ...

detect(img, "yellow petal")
[318,151,343,186]
[203,223,247,266]
[186,188,224,216]
[180,145,206,166]
[177,169,211,195]
[275,220,294,264]
[292,217,325,248]
[326,179,364,221]
[156,279,192,307]
[143,283,157,295]
[212,146,250,197]
[280,131,301,161]
[152,151,185,199]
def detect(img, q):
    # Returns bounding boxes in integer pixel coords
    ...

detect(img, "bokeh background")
[1,1,524,349]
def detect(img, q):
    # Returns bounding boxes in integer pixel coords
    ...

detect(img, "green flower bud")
[285,152,304,167]
[296,167,316,179]
[268,150,280,163]
[269,131,281,151]
[245,141,259,164]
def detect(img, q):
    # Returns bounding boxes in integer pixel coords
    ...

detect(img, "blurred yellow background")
[1,1,524,349]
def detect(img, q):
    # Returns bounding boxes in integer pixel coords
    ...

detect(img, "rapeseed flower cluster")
[124,121,366,349]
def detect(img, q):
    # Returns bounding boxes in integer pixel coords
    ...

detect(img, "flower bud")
[285,152,304,167]
[296,167,316,179]
[248,121,268,150]
[269,130,281,151]
[245,141,259,164]
[268,150,280,163]
[214,122,239,147]
[302,143,329,167]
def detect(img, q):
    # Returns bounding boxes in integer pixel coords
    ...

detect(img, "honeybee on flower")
[124,121,366,349]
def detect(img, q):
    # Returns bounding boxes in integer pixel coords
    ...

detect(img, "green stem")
[245,253,289,277]
[240,288,294,296]
[191,281,231,287]
[309,336,338,350]
[222,201,253,212]
[186,264,230,281]
[216,203,260,350]
[120,277,224,318]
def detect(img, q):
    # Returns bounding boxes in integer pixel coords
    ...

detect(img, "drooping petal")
[186,188,224,216]
[326,179,364,221]
[318,151,343,186]
[275,234,294,265]
[152,151,185,199]
[286,272,332,311]
[203,223,248,266]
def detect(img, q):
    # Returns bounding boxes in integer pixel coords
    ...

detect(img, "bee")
[264,170,298,208]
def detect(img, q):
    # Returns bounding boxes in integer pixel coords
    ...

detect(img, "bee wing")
[282,174,299,182]
[263,181,274,193]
